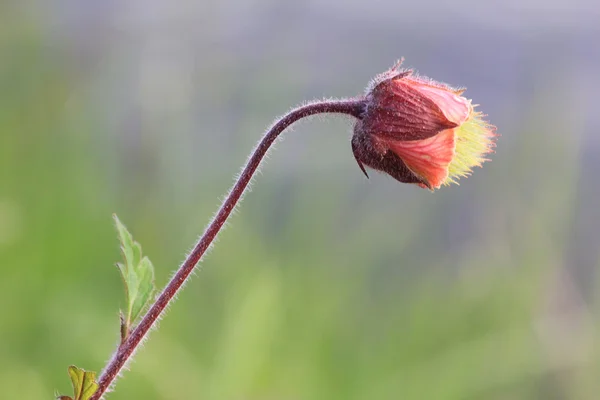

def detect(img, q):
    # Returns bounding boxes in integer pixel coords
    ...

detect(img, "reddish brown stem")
[90,98,365,399]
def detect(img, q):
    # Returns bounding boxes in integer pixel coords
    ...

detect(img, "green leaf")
[57,365,98,400]
[113,214,156,340]
[129,256,155,323]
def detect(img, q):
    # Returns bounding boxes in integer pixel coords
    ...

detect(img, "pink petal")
[384,128,456,189]
[408,80,472,125]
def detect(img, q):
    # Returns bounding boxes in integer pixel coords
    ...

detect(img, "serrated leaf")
[129,256,155,323]
[57,365,98,400]
[113,214,156,340]
[114,214,141,269]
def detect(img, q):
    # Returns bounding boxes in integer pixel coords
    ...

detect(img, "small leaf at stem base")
[57,365,98,400]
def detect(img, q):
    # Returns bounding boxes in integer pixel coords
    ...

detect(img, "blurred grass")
[1,4,600,400]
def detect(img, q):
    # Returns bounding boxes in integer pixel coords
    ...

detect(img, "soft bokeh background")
[2,0,600,399]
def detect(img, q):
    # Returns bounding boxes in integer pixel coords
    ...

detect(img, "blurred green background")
[1,1,600,399]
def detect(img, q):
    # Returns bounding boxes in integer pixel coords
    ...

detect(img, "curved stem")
[90,97,365,399]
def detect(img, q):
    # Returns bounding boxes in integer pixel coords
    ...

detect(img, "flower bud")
[352,61,496,190]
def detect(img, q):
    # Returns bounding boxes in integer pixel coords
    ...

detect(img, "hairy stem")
[90,97,365,399]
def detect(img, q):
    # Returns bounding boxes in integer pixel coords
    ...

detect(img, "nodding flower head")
[352,61,497,190]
